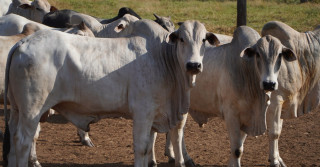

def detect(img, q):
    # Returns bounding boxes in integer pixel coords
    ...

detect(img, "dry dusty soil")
[0,105,319,167]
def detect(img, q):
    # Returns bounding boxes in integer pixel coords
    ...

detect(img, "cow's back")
[0,0,10,16]
[10,29,151,114]
[0,14,49,36]
[42,9,79,28]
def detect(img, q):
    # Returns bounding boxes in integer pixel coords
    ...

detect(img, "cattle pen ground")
[0,105,319,166]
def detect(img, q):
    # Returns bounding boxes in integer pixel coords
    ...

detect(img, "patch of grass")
[48,0,320,35]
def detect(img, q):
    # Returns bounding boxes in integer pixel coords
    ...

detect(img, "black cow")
[42,7,141,28]
[100,7,141,24]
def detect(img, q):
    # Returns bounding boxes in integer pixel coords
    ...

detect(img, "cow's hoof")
[269,158,287,167]
[278,157,287,167]
[185,159,196,167]
[270,163,281,167]
[3,160,8,167]
[29,160,42,167]
[168,157,175,163]
[148,160,157,167]
[81,139,95,147]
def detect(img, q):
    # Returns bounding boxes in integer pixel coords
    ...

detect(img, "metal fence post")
[237,0,247,27]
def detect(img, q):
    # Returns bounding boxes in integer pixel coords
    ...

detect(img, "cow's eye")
[202,39,206,43]
[275,54,282,71]
[180,38,184,42]
[36,8,41,11]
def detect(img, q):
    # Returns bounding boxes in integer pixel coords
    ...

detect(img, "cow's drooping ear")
[281,47,296,62]
[205,32,220,46]
[50,6,58,12]
[114,24,124,33]
[114,20,130,33]
[19,4,32,9]
[240,47,256,60]
[167,31,179,45]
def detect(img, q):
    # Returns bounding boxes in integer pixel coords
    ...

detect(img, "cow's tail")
[3,41,23,166]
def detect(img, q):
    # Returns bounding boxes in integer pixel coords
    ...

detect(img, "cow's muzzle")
[186,62,201,74]
[263,81,276,91]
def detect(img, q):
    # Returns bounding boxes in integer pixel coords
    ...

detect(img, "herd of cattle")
[0,0,319,167]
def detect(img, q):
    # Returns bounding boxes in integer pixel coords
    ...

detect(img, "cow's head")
[153,13,175,33]
[18,0,57,23]
[113,14,139,36]
[168,20,220,87]
[240,35,296,92]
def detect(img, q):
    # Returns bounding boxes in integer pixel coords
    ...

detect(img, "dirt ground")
[0,106,319,167]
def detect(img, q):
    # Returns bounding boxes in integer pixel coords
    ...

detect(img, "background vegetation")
[47,0,320,35]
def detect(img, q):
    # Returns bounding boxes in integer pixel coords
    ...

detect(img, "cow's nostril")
[186,63,193,70]
[197,63,201,69]
[263,81,276,91]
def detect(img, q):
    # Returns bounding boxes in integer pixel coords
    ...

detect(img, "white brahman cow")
[0,21,95,167]
[0,13,96,36]
[149,26,297,167]
[149,32,233,167]
[3,19,219,167]
[261,21,320,167]
[72,13,177,147]
[0,13,139,38]
[6,0,57,22]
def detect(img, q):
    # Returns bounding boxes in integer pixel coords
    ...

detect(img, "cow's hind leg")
[267,101,286,167]
[148,131,157,167]
[5,107,19,167]
[29,123,41,167]
[77,129,94,147]
[164,133,175,163]
[13,110,41,167]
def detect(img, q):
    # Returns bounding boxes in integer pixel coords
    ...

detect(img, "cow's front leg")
[170,113,191,167]
[165,129,194,166]
[267,100,286,167]
[132,109,154,167]
[225,110,247,167]
[181,134,195,167]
